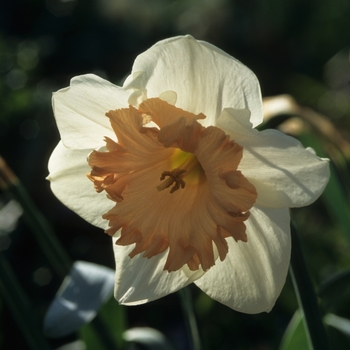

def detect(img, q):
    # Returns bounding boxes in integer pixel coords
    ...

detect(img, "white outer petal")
[53,74,130,149]
[113,240,204,305]
[47,141,112,229]
[217,108,330,208]
[123,35,263,127]
[195,206,291,314]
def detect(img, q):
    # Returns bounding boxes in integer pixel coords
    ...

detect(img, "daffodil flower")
[48,35,330,313]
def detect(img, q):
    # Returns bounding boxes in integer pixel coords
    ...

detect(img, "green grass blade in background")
[179,287,202,350]
[80,321,107,350]
[289,223,330,350]
[80,301,126,350]
[279,310,311,350]
[99,297,127,349]
[0,155,71,277]
[0,253,51,350]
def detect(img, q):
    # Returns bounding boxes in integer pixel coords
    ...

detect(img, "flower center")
[156,150,203,193]
[87,98,257,273]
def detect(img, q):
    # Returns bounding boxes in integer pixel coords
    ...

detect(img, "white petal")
[123,35,263,127]
[113,239,203,305]
[47,141,112,229]
[217,108,330,208]
[53,74,130,149]
[195,206,291,314]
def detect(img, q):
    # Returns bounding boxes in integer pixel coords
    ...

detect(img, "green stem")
[0,156,71,277]
[99,297,127,349]
[0,252,52,350]
[179,287,202,350]
[289,222,330,350]
[91,316,123,350]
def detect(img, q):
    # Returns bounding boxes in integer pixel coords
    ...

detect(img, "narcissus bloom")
[48,35,329,313]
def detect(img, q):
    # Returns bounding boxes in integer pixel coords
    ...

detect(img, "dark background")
[1,0,350,349]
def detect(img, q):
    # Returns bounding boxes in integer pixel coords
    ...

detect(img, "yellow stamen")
[157,152,202,193]
[156,169,186,193]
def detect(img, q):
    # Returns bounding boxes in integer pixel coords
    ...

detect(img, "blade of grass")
[279,310,311,350]
[179,287,202,350]
[0,252,52,350]
[289,222,330,350]
[99,296,127,349]
[0,155,71,277]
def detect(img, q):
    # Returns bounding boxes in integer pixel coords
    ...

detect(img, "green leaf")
[77,293,127,350]
[79,316,120,350]
[79,322,105,350]
[99,296,127,349]
[289,223,330,350]
[279,310,311,350]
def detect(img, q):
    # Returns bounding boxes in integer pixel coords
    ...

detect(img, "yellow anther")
[157,153,202,193]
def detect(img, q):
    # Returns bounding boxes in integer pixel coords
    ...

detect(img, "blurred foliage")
[279,310,310,350]
[1,0,350,349]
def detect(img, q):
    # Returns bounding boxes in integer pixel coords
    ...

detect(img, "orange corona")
[88,98,257,272]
